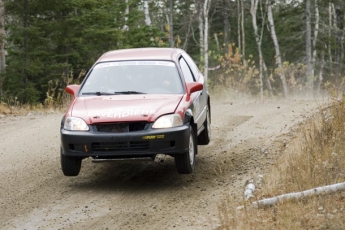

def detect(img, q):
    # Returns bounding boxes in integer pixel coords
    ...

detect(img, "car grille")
[91,141,149,152]
[93,122,147,133]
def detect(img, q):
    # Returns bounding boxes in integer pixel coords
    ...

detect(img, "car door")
[178,55,206,131]
[182,54,208,129]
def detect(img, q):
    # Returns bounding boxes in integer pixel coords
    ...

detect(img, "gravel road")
[0,96,330,229]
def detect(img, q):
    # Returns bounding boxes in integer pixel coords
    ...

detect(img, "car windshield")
[80,61,184,96]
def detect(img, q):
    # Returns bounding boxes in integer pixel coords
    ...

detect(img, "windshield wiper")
[82,92,115,96]
[114,91,146,95]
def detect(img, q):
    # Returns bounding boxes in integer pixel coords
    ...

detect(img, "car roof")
[96,48,185,63]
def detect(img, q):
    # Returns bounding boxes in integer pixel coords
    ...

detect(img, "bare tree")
[312,0,321,95]
[0,0,5,99]
[316,50,325,95]
[182,19,192,50]
[195,0,211,82]
[22,0,28,82]
[144,0,152,26]
[305,0,313,96]
[161,0,175,47]
[328,3,333,72]
[223,0,230,53]
[203,0,211,82]
[250,0,264,100]
[197,0,204,55]
[123,0,129,30]
[335,5,342,81]
[241,0,245,64]
[267,1,288,97]
[342,7,345,69]
[169,0,174,47]
[237,0,241,52]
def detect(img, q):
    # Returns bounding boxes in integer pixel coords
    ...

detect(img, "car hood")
[71,94,183,124]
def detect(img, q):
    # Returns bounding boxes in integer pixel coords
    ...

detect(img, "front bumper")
[60,124,190,158]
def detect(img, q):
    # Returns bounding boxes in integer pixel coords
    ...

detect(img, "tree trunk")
[214,33,220,51]
[22,0,28,83]
[267,1,288,97]
[260,2,272,96]
[328,3,333,72]
[182,21,191,51]
[312,0,319,95]
[237,0,241,52]
[250,0,263,100]
[169,0,174,47]
[203,0,211,83]
[198,1,204,56]
[340,10,345,66]
[305,0,313,97]
[335,5,341,82]
[0,0,5,99]
[223,0,230,53]
[252,182,345,208]
[144,0,152,26]
[241,0,245,64]
[316,50,325,95]
[123,0,129,30]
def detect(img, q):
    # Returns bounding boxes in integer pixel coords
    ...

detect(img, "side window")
[179,57,195,83]
[182,54,200,80]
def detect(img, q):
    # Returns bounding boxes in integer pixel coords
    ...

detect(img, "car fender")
[184,108,193,124]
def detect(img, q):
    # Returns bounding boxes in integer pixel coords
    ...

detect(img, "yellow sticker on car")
[142,135,165,140]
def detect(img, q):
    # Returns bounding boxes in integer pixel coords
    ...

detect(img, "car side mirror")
[186,82,203,95]
[66,85,80,97]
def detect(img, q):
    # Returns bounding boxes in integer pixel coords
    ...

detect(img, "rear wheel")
[60,148,82,176]
[175,126,196,174]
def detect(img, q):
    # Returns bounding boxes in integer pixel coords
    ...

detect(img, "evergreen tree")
[3,0,163,104]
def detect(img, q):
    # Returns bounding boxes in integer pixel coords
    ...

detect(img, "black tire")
[198,107,211,145]
[60,148,82,176]
[175,125,196,174]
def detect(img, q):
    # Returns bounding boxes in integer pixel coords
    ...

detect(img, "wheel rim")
[189,132,194,166]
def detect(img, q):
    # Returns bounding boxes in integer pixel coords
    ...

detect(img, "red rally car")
[60,48,211,176]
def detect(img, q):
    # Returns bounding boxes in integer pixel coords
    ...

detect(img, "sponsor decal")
[142,135,165,140]
[89,109,156,118]
[94,61,175,69]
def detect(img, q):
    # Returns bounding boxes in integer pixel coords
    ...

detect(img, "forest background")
[0,0,344,107]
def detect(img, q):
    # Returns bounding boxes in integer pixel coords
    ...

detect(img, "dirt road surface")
[0,96,330,230]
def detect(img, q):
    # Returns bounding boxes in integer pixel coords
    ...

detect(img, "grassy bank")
[218,99,345,229]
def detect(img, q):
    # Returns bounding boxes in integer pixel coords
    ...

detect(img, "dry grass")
[44,69,85,109]
[0,70,84,115]
[0,101,45,115]
[0,96,66,115]
[218,99,345,229]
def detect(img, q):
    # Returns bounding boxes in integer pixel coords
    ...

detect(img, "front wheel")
[60,148,82,176]
[198,107,211,145]
[175,126,196,174]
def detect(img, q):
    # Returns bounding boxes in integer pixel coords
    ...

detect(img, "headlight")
[152,114,183,129]
[64,117,89,131]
